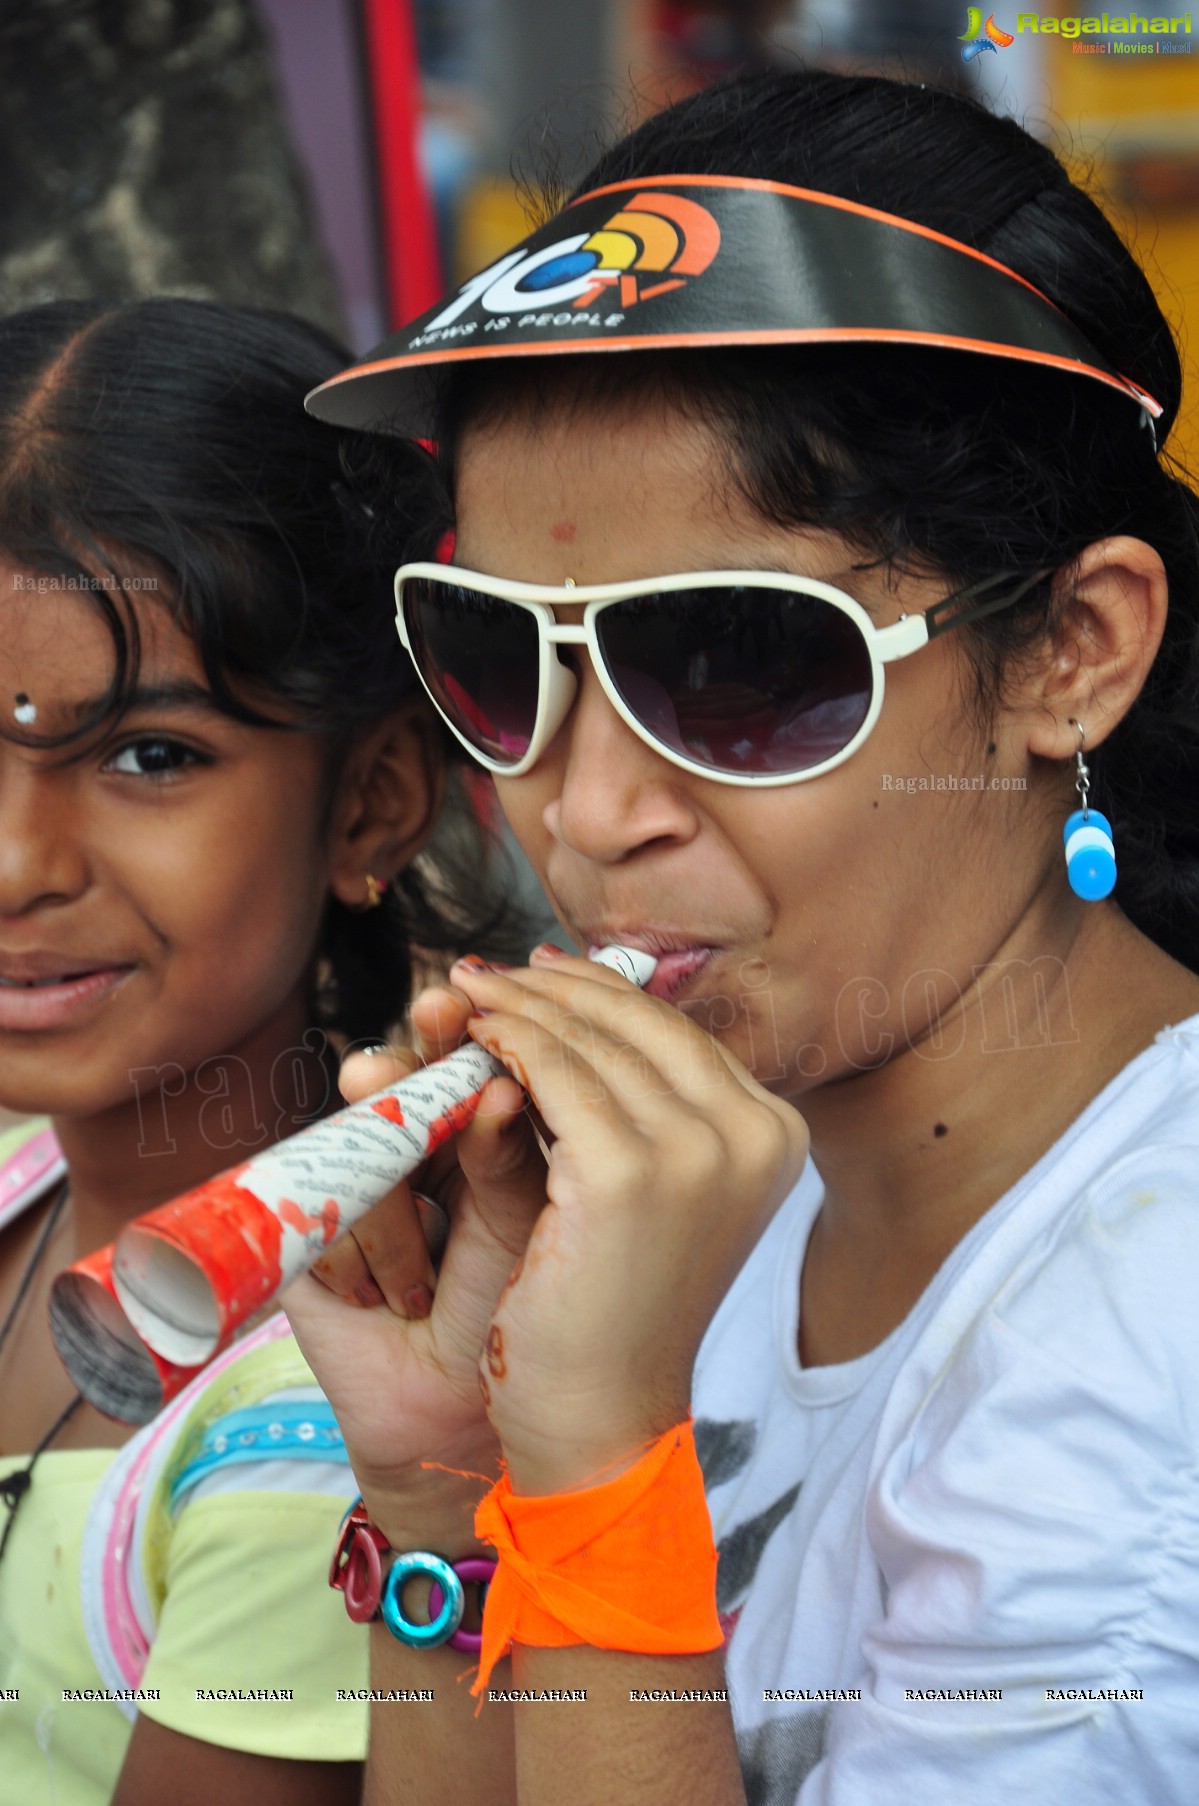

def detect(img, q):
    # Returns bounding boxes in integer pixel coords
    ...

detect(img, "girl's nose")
[0,763,90,915]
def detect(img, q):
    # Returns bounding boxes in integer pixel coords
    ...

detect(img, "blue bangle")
[379,1551,465,1647]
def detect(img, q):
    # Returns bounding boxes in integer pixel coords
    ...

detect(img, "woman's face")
[0,567,339,1117]
[455,393,1050,1100]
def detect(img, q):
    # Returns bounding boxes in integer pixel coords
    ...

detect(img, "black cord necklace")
[0,1182,83,1563]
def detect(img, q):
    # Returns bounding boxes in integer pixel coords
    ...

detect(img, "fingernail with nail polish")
[403,1283,433,1319]
[530,942,567,960]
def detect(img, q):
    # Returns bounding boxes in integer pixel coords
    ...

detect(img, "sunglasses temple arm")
[922,568,1054,642]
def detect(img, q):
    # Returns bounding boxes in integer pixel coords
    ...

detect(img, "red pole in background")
[362,0,443,326]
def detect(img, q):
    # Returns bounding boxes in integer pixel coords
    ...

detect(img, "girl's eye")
[105,738,202,779]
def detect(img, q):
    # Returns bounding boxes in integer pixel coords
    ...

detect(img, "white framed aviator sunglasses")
[394,563,1048,788]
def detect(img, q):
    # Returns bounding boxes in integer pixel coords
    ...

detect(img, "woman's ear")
[326,695,447,909]
[1022,535,1168,762]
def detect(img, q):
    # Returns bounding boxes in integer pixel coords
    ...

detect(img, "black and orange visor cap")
[305,175,1161,435]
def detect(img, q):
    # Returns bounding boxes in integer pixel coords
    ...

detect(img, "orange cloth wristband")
[471,1419,721,1695]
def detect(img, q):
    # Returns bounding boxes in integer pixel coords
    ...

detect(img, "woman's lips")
[642,948,715,1001]
[584,937,719,1003]
[0,966,134,1031]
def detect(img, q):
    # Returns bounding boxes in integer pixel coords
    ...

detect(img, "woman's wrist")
[359,1468,494,1555]
[493,1396,695,1498]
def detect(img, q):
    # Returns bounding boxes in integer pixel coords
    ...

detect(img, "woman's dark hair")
[0,297,516,1039]
[439,72,1199,972]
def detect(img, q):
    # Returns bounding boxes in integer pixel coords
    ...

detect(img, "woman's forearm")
[363,1625,516,1806]
[511,1648,747,1806]
[363,1636,746,1806]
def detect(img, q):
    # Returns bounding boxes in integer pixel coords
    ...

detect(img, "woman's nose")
[540,660,702,865]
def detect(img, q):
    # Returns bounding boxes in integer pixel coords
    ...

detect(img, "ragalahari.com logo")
[960,8,1016,54]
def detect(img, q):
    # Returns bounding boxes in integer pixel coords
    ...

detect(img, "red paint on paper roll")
[371,1096,406,1127]
[146,1163,285,1309]
[424,1092,488,1154]
[276,1195,342,1246]
[111,1164,287,1369]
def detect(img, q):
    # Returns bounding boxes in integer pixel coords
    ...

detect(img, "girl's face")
[0,566,340,1117]
[455,394,1052,1101]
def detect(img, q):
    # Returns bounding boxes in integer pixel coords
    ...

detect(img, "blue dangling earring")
[1063,721,1116,900]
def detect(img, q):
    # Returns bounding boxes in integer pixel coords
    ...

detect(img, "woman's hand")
[448,949,810,1495]
[282,979,549,1529]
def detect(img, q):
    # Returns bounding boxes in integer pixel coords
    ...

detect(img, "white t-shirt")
[693,1011,1199,1805]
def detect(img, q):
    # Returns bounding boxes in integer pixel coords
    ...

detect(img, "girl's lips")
[642,948,715,1001]
[0,966,134,1032]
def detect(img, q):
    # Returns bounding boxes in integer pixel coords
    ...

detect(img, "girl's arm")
[112,1724,361,1806]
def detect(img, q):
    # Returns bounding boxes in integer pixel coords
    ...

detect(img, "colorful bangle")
[381,1551,464,1647]
[428,1558,495,1655]
[329,1497,495,1651]
[329,1499,390,1624]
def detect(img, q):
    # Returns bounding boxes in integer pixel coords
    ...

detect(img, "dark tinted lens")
[403,580,540,765]
[594,585,873,776]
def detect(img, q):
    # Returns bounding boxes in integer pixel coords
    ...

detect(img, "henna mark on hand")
[485,1324,507,1379]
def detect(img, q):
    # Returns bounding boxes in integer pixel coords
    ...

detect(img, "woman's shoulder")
[911,1029,1199,1473]
[892,1017,1199,1454]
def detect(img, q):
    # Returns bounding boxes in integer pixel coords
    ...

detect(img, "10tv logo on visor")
[421,192,722,332]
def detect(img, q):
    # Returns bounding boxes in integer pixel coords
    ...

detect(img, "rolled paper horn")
[49,946,657,1415]
[587,944,659,987]
[47,1244,209,1424]
[107,1039,503,1371]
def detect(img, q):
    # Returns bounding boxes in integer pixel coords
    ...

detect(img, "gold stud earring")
[363,874,386,909]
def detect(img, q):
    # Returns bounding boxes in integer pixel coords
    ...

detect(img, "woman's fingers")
[313,1044,446,1312]
[353,1188,437,1315]
[338,1043,419,1105]
[452,955,787,1123]
[410,980,481,1063]
[428,1073,549,1366]
[309,1179,438,1314]
[308,1231,383,1308]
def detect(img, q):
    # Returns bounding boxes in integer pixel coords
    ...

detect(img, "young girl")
[294,70,1199,1806]
[0,298,511,1805]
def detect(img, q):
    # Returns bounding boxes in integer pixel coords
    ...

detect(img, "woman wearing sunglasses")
[289,69,1199,1806]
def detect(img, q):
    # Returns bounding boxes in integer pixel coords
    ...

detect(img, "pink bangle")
[429,1557,495,1653]
[328,1499,391,1623]
[329,1498,495,1648]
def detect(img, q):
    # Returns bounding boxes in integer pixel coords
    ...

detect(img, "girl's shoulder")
[81,1312,353,1709]
[0,1117,66,1237]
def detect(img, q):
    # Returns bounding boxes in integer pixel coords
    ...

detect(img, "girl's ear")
[1021,535,1168,762]
[326,696,447,908]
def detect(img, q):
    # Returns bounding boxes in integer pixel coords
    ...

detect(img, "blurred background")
[0,0,1194,461]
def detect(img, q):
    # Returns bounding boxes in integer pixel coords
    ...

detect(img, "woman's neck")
[796,906,1199,1365]
[51,995,338,1261]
